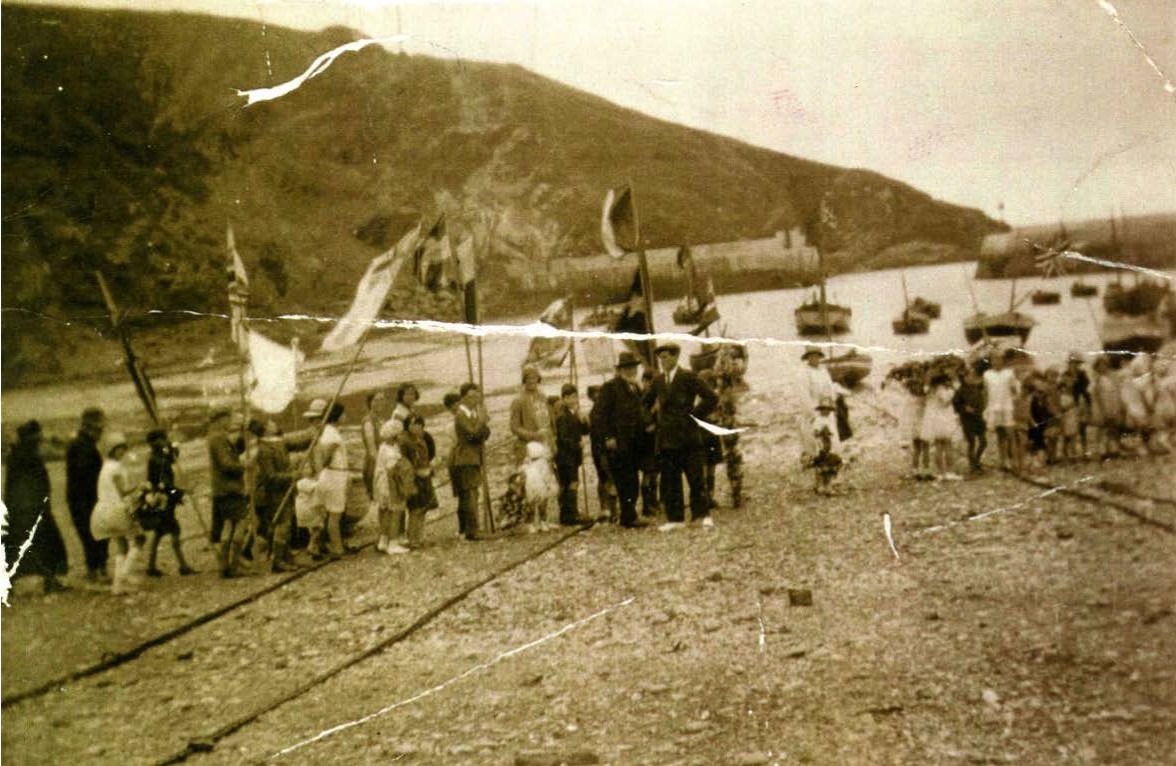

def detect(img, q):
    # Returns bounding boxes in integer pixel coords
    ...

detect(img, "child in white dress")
[921,373,962,480]
[521,441,559,531]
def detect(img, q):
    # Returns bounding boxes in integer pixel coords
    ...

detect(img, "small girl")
[143,429,195,577]
[496,472,530,533]
[921,373,962,481]
[89,432,147,595]
[400,414,437,548]
[373,421,411,554]
[899,372,931,480]
[521,441,559,530]
[804,396,843,495]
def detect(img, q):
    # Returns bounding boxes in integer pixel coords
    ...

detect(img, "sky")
[21,0,1176,226]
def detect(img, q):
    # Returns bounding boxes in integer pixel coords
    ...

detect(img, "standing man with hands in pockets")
[651,342,719,531]
[595,352,652,529]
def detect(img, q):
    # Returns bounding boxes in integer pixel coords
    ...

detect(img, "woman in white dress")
[89,432,146,595]
[313,402,350,557]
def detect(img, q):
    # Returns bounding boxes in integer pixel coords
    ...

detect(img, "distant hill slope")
[1,4,1001,381]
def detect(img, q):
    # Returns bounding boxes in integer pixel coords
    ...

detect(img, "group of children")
[890,347,1176,481]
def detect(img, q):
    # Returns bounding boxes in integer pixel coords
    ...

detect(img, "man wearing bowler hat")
[595,352,653,528]
[652,342,718,530]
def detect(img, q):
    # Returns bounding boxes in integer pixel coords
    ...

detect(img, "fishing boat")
[1070,280,1098,297]
[962,277,1036,345]
[1030,289,1061,305]
[1099,313,1168,356]
[892,309,930,335]
[892,273,931,335]
[825,348,873,388]
[909,296,941,319]
[795,296,851,336]
[1099,276,1175,357]
[671,246,721,328]
[963,312,1036,344]
[1103,278,1170,316]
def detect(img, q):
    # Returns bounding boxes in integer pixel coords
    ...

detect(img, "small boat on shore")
[1070,280,1098,298]
[1099,314,1167,356]
[910,296,941,319]
[795,297,851,336]
[963,311,1036,344]
[1103,279,1170,316]
[824,348,873,388]
[1030,289,1061,305]
[892,309,930,335]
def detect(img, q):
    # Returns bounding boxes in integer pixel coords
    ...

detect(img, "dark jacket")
[555,406,588,469]
[653,367,718,452]
[452,405,491,467]
[208,428,245,498]
[595,376,648,453]
[65,430,103,516]
[4,440,67,578]
[952,381,987,421]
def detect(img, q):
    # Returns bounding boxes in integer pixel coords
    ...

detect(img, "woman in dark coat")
[4,421,69,592]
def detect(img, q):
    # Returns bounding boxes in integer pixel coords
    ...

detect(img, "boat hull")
[1070,283,1098,298]
[1030,291,1061,305]
[824,351,872,388]
[794,305,851,336]
[892,311,930,335]
[910,297,941,319]
[963,312,1035,345]
[1099,313,1169,356]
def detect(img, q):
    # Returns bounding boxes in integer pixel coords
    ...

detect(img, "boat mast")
[901,271,911,312]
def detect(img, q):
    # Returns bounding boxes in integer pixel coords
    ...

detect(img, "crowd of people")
[887,347,1176,481]
[6,337,1171,595]
[2,341,750,594]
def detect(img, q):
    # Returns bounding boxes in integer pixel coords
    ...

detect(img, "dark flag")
[612,268,654,367]
[601,186,637,258]
[455,236,479,324]
[96,271,160,425]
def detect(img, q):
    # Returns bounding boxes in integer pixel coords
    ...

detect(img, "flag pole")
[472,239,496,534]
[629,181,657,340]
[567,296,592,519]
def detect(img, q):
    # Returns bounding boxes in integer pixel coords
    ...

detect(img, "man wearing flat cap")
[595,352,652,528]
[207,406,251,577]
[652,342,718,530]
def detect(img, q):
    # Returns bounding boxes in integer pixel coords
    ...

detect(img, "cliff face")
[2,4,1002,381]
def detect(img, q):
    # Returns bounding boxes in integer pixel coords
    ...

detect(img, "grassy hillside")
[1,4,1001,385]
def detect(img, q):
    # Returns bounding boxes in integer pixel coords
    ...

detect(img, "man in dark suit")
[66,407,107,580]
[652,342,718,530]
[595,352,652,528]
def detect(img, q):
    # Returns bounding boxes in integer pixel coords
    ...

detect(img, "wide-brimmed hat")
[616,351,641,368]
[816,395,835,411]
[655,341,681,355]
[801,347,825,361]
[208,406,232,423]
[302,398,328,419]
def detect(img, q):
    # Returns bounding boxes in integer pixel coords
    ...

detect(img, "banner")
[319,245,409,352]
[601,186,636,258]
[247,330,304,414]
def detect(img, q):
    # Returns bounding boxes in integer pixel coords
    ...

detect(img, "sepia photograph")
[1,1,1174,763]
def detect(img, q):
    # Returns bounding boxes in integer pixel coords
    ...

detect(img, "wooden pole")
[629,181,657,339]
[568,297,592,519]
[475,284,496,533]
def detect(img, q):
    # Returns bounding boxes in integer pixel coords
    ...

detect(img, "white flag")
[320,226,419,352]
[247,331,303,414]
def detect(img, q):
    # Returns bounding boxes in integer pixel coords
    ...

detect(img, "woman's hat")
[521,365,542,384]
[302,398,328,419]
[801,347,824,361]
[816,395,835,411]
[615,351,641,368]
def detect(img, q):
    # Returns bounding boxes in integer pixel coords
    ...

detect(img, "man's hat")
[146,428,168,443]
[302,398,328,419]
[655,341,681,355]
[616,351,641,368]
[801,347,825,361]
[209,405,232,422]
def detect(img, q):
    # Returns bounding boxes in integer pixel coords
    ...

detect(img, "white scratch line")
[1059,250,1173,282]
[756,594,767,652]
[1097,0,1176,96]
[265,596,635,761]
[2,507,45,606]
[917,476,1095,534]
[691,416,747,436]
[882,512,900,560]
[236,36,410,106]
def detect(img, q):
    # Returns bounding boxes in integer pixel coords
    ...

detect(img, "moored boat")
[1070,280,1098,298]
[794,297,851,336]
[824,348,873,388]
[963,311,1036,344]
[1030,289,1061,305]
[892,309,930,335]
[910,296,941,319]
